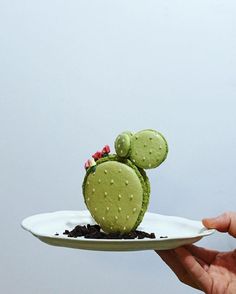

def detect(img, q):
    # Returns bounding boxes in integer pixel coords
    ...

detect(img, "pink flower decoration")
[92,151,103,161]
[84,160,90,169]
[102,145,110,154]
[84,158,96,170]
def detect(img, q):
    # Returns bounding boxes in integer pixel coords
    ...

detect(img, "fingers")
[174,247,212,293]
[156,250,186,277]
[155,250,200,290]
[202,211,236,238]
[194,257,209,271]
[185,245,219,264]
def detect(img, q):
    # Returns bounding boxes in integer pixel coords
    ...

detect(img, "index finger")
[155,250,199,290]
[174,247,212,293]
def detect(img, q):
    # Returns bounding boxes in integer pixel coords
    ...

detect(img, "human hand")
[156,212,236,293]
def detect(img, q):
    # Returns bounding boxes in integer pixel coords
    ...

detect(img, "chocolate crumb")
[61,224,156,240]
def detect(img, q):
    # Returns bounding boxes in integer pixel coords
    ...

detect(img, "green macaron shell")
[82,155,150,234]
[129,129,168,169]
[133,167,151,229]
[114,131,133,158]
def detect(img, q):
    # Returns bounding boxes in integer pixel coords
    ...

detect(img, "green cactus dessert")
[114,131,133,158]
[83,155,150,233]
[82,129,168,234]
[115,129,168,169]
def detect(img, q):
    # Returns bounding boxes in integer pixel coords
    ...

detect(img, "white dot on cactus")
[148,163,152,167]
[118,169,122,173]
[104,169,108,174]
[98,179,101,183]
[132,159,136,163]
[130,194,134,200]
[106,207,110,211]
[118,207,122,212]
[142,157,146,161]
[87,197,90,201]
[133,208,137,213]
[92,188,95,193]
[122,138,125,143]
[110,226,113,230]
[118,136,121,140]
[102,216,105,221]
[126,215,130,219]
[115,216,118,220]
[94,207,97,211]
[104,192,108,197]
[87,181,90,185]
[125,180,129,185]
[110,179,114,184]
[120,150,123,154]
[159,145,162,150]
[123,226,126,230]
[118,194,122,200]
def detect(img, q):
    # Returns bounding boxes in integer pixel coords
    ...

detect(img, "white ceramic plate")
[21,210,215,251]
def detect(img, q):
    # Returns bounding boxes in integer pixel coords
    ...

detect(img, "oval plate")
[21,210,215,251]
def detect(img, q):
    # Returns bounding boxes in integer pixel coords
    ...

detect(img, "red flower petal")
[102,145,110,154]
[92,151,103,160]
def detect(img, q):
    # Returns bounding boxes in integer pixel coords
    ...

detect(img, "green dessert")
[115,129,168,169]
[82,129,168,234]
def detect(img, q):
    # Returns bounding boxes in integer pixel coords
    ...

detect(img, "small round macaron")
[115,129,168,169]
[82,155,150,234]
[129,129,168,169]
[114,131,133,158]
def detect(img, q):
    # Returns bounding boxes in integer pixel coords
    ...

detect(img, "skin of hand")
[156,212,236,294]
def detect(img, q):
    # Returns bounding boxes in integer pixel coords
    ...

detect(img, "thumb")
[202,212,236,238]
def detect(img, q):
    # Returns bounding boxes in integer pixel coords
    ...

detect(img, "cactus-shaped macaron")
[82,129,168,234]
[83,155,150,233]
[115,129,168,169]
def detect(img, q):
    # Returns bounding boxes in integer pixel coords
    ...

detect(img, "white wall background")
[0,1,236,293]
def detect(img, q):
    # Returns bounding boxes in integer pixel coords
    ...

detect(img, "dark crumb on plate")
[59,224,156,239]
[160,236,168,239]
